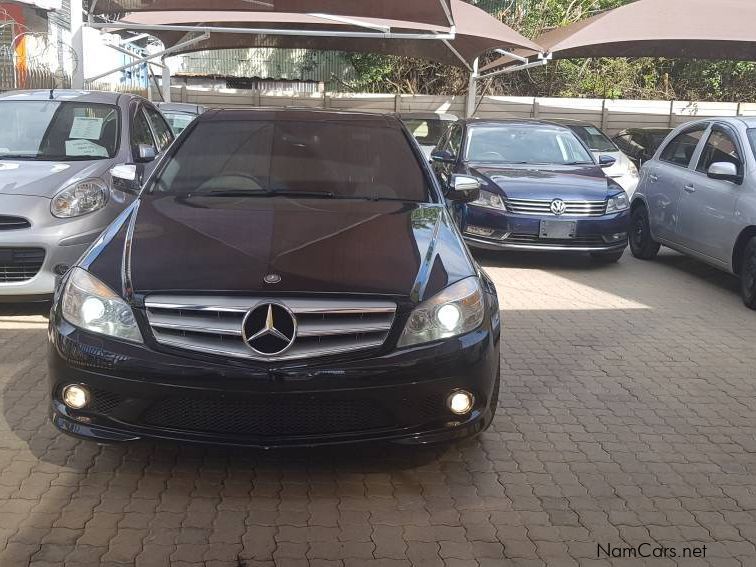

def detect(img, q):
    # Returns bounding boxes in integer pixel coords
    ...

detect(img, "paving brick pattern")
[1,249,755,566]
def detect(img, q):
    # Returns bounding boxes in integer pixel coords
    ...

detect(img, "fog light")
[604,232,628,243]
[62,384,90,410]
[448,390,474,415]
[466,226,495,237]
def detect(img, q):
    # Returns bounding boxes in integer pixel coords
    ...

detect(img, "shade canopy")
[89,0,455,28]
[482,0,756,73]
[107,0,543,68]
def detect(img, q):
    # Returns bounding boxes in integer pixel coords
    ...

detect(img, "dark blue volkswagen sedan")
[432,119,631,263]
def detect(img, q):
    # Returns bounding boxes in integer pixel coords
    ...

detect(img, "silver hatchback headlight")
[62,267,142,343]
[398,277,485,347]
[51,179,109,218]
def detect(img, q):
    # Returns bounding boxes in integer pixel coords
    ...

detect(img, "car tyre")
[741,237,756,310]
[630,206,660,260]
[590,249,625,264]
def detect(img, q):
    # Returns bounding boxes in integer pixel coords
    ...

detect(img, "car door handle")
[684,184,696,193]
[649,174,659,182]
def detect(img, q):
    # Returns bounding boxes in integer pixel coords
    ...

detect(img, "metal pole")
[162,60,171,103]
[465,58,479,118]
[71,0,85,88]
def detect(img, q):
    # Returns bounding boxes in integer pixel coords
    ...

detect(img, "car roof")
[399,112,458,122]
[199,107,404,127]
[461,118,574,131]
[0,89,134,104]
[157,102,205,113]
[542,118,598,128]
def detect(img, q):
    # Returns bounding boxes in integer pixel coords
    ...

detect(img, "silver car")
[0,90,173,300]
[631,117,756,308]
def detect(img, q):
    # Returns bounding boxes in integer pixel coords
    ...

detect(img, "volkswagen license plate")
[540,220,576,239]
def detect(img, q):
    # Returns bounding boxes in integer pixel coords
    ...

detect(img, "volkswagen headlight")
[51,179,109,218]
[471,190,505,210]
[398,277,485,347]
[606,192,630,213]
[62,267,142,343]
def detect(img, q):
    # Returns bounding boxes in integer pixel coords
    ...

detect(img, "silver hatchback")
[0,90,173,300]
[630,117,756,308]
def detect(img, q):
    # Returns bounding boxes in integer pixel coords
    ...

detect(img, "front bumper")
[0,194,127,298]
[463,207,630,252]
[48,315,500,448]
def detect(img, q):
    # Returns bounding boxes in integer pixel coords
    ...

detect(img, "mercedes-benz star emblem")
[264,273,281,284]
[242,303,297,356]
[550,199,567,216]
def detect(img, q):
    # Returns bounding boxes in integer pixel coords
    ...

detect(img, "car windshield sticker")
[70,116,104,140]
[65,139,108,157]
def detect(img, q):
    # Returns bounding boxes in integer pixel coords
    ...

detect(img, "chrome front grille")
[145,296,397,361]
[505,198,607,217]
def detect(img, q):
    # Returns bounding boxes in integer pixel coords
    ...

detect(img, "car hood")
[121,196,473,299]
[469,163,613,200]
[0,159,110,198]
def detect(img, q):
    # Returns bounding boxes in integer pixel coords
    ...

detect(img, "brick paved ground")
[1,249,755,566]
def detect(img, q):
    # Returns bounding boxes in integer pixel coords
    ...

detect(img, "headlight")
[398,277,485,347]
[471,190,506,210]
[62,267,142,343]
[51,179,109,218]
[606,192,630,213]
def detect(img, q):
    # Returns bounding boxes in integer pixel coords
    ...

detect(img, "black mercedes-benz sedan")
[48,109,501,448]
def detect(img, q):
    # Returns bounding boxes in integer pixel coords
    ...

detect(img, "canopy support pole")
[71,0,84,88]
[465,58,479,118]
[89,22,456,41]
[162,61,171,102]
[85,32,209,84]
[479,52,551,79]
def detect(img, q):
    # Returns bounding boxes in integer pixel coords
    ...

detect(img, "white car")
[549,119,640,197]
[401,112,458,161]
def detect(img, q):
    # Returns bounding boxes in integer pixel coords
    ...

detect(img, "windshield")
[163,111,196,135]
[150,120,431,202]
[402,118,451,147]
[0,101,119,160]
[466,125,594,165]
[567,125,617,152]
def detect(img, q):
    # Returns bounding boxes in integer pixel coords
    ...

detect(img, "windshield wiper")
[564,161,594,165]
[186,189,337,199]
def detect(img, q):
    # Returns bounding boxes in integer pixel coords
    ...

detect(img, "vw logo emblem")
[242,303,297,357]
[550,199,567,216]
[264,273,282,285]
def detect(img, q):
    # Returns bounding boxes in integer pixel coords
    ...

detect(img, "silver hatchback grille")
[505,198,607,217]
[144,296,397,361]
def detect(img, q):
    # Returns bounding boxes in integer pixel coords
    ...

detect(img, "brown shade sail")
[108,0,543,68]
[89,0,455,28]
[482,0,756,73]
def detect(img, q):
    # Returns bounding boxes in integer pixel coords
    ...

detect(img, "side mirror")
[446,174,480,203]
[111,164,140,193]
[135,143,157,163]
[431,149,456,164]
[708,161,741,183]
[598,155,617,168]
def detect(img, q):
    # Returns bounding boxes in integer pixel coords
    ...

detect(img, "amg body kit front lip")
[48,313,500,448]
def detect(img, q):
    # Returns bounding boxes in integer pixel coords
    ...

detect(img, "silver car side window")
[696,128,742,175]
[659,127,707,168]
